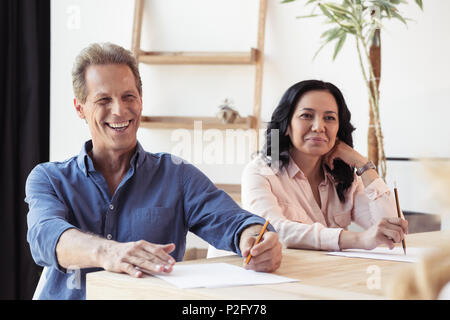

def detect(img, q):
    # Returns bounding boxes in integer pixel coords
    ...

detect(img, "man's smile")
[105,120,132,131]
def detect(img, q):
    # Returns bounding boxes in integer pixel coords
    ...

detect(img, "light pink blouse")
[241,156,397,251]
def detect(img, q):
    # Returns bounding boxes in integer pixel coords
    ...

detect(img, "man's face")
[74,64,142,153]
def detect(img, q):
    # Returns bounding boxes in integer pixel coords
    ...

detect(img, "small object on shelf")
[216,99,240,124]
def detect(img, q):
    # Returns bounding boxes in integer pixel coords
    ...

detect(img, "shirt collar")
[287,156,335,185]
[76,140,146,176]
[287,156,306,179]
[76,140,93,176]
[133,140,146,168]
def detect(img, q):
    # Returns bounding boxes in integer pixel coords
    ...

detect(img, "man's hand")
[56,229,177,278]
[239,224,282,272]
[98,240,176,278]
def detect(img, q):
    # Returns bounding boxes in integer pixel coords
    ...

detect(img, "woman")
[242,80,408,251]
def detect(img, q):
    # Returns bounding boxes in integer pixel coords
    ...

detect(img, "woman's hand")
[323,139,367,170]
[339,217,408,250]
[323,139,379,187]
[360,217,409,250]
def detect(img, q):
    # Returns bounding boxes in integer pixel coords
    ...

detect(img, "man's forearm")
[55,228,110,269]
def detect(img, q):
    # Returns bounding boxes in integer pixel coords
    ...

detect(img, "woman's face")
[287,90,339,158]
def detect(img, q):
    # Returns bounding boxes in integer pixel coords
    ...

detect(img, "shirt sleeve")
[25,165,78,273]
[241,161,342,251]
[180,161,273,256]
[351,176,398,229]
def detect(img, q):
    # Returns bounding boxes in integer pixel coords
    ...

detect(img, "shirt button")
[106,234,112,240]
[109,204,114,210]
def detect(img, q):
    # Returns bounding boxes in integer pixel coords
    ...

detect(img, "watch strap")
[356,160,376,176]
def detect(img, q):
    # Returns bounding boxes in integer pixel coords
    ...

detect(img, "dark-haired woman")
[242,80,408,251]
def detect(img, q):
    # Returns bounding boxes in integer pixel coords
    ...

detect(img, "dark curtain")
[0,0,50,299]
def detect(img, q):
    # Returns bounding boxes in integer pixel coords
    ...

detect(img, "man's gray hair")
[72,42,142,103]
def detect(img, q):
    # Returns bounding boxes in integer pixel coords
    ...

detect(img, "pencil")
[394,185,407,255]
[245,220,270,265]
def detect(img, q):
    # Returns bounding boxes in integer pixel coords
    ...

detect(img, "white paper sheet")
[151,263,299,289]
[326,247,429,263]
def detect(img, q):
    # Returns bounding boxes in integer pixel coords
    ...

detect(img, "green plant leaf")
[415,0,423,10]
[323,2,353,16]
[325,2,361,25]
[312,41,330,60]
[318,3,338,22]
[296,14,320,19]
[373,0,395,10]
[391,10,408,25]
[343,0,353,7]
[313,28,343,60]
[333,32,347,60]
[320,27,342,42]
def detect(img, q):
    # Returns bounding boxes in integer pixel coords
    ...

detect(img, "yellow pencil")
[394,184,407,255]
[245,220,270,265]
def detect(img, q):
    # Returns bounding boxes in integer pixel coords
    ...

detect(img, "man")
[25,43,282,300]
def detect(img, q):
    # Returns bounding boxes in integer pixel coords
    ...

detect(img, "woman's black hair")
[263,80,356,202]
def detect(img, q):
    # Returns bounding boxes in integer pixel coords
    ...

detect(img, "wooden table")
[86,231,450,300]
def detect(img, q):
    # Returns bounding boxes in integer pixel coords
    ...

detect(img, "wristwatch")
[356,160,376,176]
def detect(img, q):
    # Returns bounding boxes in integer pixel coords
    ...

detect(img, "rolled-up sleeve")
[25,165,78,273]
[241,161,342,251]
[351,177,397,229]
[180,161,273,256]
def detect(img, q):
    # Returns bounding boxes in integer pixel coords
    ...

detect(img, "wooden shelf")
[138,49,258,65]
[140,116,256,130]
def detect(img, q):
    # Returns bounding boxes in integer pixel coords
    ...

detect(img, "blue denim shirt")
[25,140,271,300]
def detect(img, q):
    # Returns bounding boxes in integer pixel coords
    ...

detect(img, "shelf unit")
[140,115,256,130]
[131,0,267,141]
[138,49,258,65]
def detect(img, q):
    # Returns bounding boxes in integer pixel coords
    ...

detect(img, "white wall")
[51,0,450,248]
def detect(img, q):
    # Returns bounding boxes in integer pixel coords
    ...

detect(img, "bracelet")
[356,160,376,176]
